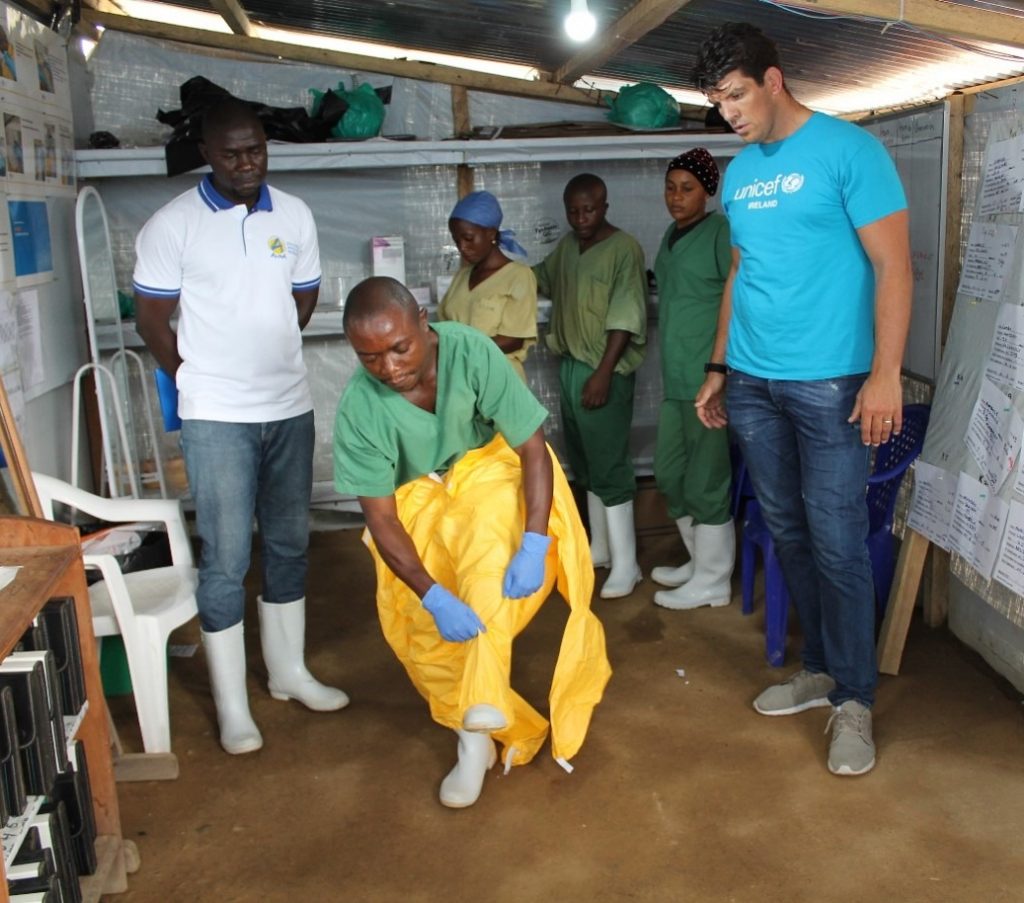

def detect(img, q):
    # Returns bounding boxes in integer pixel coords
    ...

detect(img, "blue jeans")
[181,412,314,632]
[727,371,875,707]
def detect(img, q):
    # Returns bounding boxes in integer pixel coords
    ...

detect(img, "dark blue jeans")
[727,370,876,707]
[181,412,314,632]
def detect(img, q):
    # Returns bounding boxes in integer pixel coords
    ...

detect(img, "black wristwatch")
[704,362,728,375]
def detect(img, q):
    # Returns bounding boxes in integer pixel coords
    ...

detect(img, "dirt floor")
[104,526,1024,903]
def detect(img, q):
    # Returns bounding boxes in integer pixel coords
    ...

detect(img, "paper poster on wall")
[0,192,13,283]
[957,221,1017,302]
[8,198,51,284]
[964,376,1023,491]
[0,12,16,85]
[907,460,958,550]
[14,287,41,388]
[985,302,1024,390]
[949,471,1009,579]
[978,133,1024,216]
[993,500,1024,594]
[0,287,15,372]
[58,121,72,188]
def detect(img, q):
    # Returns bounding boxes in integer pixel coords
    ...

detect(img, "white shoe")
[587,491,610,569]
[650,516,696,587]
[600,500,641,599]
[439,730,497,808]
[654,521,735,610]
[463,703,507,732]
[259,597,350,712]
[202,623,263,755]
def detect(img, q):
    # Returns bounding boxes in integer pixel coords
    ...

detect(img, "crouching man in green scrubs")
[333,277,610,809]
[533,173,648,599]
[649,148,735,610]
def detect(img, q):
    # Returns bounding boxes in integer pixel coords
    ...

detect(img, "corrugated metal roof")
[120,0,1024,112]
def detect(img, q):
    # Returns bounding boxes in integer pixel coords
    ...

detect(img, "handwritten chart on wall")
[863,103,948,383]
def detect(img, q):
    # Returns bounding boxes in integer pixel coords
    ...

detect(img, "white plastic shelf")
[75,133,745,179]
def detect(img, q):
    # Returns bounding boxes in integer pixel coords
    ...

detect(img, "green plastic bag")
[312,82,385,139]
[606,82,680,130]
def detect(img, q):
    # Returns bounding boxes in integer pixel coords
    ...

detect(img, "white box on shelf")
[371,236,406,284]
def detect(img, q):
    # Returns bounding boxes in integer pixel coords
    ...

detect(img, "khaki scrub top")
[333,320,548,497]
[437,261,538,382]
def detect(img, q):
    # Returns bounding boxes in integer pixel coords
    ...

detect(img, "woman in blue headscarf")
[438,190,538,382]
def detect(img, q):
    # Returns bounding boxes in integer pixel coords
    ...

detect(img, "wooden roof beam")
[209,0,253,37]
[781,0,1024,49]
[81,8,606,107]
[552,0,695,85]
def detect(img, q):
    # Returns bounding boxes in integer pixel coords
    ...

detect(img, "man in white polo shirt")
[133,99,348,755]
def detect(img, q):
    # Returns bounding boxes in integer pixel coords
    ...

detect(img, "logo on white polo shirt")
[733,172,805,209]
[267,236,286,258]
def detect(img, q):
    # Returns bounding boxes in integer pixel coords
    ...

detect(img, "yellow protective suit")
[365,435,611,766]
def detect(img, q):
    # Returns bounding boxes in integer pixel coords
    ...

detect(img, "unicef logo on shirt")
[781,173,804,194]
[267,236,286,258]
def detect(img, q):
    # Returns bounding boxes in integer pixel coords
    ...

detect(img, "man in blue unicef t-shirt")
[693,23,912,778]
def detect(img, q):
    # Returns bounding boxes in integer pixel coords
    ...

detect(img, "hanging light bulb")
[564,0,597,42]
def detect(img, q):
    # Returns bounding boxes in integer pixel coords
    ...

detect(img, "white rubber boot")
[463,704,507,733]
[258,597,350,712]
[654,521,735,610]
[202,623,263,755]
[439,730,498,808]
[651,516,696,587]
[600,500,642,599]
[587,491,610,568]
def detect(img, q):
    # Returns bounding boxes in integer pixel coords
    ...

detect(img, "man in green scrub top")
[534,173,648,599]
[651,148,736,610]
[333,277,610,809]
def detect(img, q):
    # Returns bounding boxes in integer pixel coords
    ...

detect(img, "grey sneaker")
[753,669,836,716]
[826,700,876,776]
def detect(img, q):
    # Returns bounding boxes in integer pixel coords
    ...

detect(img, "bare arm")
[694,247,740,429]
[513,427,553,536]
[135,294,182,378]
[582,329,631,409]
[847,209,912,446]
[492,334,526,354]
[294,286,319,330]
[359,494,435,598]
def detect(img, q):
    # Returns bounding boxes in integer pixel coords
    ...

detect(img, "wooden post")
[923,546,951,628]
[877,528,932,674]
[451,85,474,199]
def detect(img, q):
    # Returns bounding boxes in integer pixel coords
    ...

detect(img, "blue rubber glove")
[422,584,486,642]
[502,531,552,598]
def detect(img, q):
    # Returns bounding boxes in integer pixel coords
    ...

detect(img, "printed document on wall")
[993,500,1024,594]
[979,132,1024,216]
[907,460,958,550]
[949,471,1009,580]
[985,302,1024,391]
[964,376,1023,492]
[957,222,1017,302]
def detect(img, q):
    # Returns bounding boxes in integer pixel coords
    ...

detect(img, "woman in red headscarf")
[649,148,736,611]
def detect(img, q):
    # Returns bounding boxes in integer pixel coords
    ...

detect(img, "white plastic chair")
[32,471,198,755]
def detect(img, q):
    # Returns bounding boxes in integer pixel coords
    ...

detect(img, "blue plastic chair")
[739,403,931,667]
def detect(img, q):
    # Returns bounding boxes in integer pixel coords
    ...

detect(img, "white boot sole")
[269,685,350,711]
[753,696,833,717]
[599,567,642,599]
[653,593,731,611]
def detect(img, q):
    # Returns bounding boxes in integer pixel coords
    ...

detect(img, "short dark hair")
[201,98,263,143]
[563,173,607,202]
[693,22,782,91]
[343,276,419,333]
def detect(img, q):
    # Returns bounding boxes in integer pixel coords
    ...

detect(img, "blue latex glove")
[502,531,552,598]
[422,584,486,642]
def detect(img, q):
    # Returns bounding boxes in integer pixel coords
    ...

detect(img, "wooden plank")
[0,543,78,658]
[780,0,1024,48]
[0,373,43,518]
[81,9,605,107]
[209,0,253,36]
[113,751,180,782]
[80,835,127,901]
[940,92,965,348]
[553,0,694,84]
[877,527,931,674]
[451,85,470,138]
[923,545,950,628]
